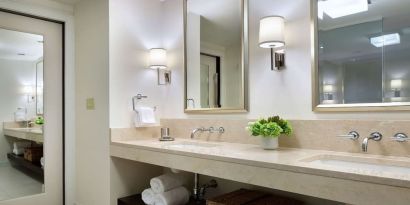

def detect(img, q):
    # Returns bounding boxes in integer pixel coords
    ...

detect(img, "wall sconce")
[258,16,285,71]
[22,85,35,103]
[149,48,171,85]
[391,79,402,97]
[323,84,335,100]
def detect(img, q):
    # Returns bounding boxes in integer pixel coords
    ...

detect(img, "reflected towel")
[154,187,190,205]
[13,148,25,155]
[150,174,185,193]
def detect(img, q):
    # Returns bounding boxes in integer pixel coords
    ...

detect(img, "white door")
[0,11,63,205]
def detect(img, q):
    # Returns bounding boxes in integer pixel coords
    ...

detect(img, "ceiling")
[0,28,43,61]
[188,0,241,47]
[50,0,81,5]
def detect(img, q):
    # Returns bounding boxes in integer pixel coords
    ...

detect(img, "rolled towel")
[141,188,156,205]
[154,186,190,205]
[13,148,25,155]
[150,174,185,193]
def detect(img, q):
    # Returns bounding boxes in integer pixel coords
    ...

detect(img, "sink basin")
[301,154,410,175]
[165,141,220,149]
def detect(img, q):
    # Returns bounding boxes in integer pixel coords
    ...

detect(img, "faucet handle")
[391,133,408,142]
[370,132,383,141]
[337,131,359,140]
[217,127,225,134]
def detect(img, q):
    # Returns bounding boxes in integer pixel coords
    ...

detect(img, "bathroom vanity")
[111,137,410,205]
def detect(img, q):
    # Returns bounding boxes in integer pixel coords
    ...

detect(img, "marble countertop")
[111,138,410,188]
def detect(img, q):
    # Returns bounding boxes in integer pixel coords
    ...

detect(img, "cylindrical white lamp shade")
[390,79,402,90]
[259,16,285,48]
[149,48,167,69]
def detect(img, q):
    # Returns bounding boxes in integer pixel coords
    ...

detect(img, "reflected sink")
[7,128,42,133]
[165,141,220,149]
[301,154,410,175]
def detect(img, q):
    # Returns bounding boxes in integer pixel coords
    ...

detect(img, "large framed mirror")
[184,0,248,113]
[312,0,410,111]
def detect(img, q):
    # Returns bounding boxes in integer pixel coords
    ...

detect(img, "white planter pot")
[260,137,279,150]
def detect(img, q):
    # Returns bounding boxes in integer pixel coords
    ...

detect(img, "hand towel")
[150,173,185,193]
[141,188,156,205]
[134,107,157,127]
[153,186,190,205]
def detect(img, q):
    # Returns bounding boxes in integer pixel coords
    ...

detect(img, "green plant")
[35,116,44,125]
[246,116,293,138]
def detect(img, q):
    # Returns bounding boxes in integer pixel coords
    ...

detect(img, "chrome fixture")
[132,93,157,111]
[391,133,408,142]
[337,131,359,140]
[159,127,174,141]
[190,127,225,139]
[362,132,382,152]
[193,173,218,202]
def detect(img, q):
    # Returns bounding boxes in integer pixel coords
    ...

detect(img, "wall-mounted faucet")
[362,132,382,152]
[190,127,225,139]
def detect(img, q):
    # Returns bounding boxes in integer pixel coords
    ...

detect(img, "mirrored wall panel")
[314,0,410,111]
[0,28,44,201]
[184,0,248,113]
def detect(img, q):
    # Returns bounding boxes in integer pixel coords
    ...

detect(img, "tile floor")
[0,163,43,201]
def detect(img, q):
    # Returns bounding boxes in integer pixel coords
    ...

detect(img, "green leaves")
[247,116,293,138]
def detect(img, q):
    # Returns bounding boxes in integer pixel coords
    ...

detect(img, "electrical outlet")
[86,98,95,110]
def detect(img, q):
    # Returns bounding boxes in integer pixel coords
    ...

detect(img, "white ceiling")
[188,0,241,47]
[0,28,43,61]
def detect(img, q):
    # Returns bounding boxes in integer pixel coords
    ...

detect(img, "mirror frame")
[311,0,410,112]
[183,0,249,113]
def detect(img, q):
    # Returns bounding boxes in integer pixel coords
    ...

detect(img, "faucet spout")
[191,128,204,139]
[361,132,382,152]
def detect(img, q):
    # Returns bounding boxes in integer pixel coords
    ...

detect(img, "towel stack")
[13,141,31,155]
[142,174,190,205]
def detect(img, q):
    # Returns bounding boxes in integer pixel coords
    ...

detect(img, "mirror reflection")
[185,0,247,112]
[316,0,410,106]
[0,28,44,201]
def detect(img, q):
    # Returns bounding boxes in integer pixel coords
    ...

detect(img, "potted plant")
[246,116,293,150]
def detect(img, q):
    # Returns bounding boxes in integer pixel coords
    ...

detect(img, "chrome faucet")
[191,127,205,139]
[190,127,225,139]
[362,132,382,152]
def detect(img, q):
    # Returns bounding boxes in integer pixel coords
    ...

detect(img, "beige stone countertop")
[111,138,410,189]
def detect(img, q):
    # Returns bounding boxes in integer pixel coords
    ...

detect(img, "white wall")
[0,59,37,162]
[74,0,110,204]
[109,0,167,128]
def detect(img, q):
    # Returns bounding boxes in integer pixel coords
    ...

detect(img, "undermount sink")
[301,154,410,175]
[165,141,220,149]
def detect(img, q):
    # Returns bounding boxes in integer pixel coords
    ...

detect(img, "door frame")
[0,8,66,205]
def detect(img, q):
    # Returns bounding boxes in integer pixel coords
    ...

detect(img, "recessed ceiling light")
[370,33,401,47]
[318,0,368,19]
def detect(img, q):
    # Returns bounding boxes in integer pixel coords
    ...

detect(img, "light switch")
[86,98,95,110]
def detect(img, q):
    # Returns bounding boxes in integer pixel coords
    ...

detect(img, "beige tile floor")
[0,163,43,201]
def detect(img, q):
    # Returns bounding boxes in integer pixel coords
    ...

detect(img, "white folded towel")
[13,148,25,155]
[134,107,157,127]
[150,174,185,193]
[142,188,156,205]
[154,187,190,205]
[14,141,31,149]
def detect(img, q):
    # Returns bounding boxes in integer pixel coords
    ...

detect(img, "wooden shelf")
[7,153,44,181]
